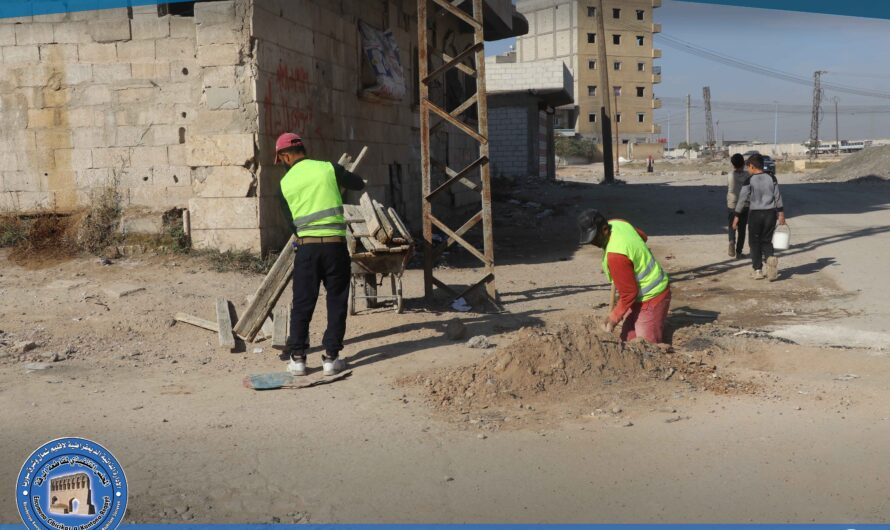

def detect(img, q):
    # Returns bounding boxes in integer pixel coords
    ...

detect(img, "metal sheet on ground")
[242,370,353,390]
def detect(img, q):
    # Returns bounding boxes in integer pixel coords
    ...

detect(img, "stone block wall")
[489,105,533,178]
[252,0,423,252]
[0,0,259,251]
[1,0,504,254]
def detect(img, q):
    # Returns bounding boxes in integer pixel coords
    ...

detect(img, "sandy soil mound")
[806,145,890,182]
[404,314,757,418]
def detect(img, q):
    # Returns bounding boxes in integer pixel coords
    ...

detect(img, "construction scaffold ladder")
[417,0,497,307]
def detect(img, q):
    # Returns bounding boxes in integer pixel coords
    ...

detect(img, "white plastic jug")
[773,223,790,250]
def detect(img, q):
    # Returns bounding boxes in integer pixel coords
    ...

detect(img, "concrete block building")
[0,0,525,252]
[485,52,573,180]
[514,0,663,149]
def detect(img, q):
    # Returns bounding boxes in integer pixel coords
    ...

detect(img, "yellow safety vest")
[602,219,669,302]
[280,159,347,237]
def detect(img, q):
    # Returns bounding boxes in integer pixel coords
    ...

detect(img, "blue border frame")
[679,1,890,20]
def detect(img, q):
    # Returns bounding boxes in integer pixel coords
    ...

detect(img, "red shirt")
[607,227,670,324]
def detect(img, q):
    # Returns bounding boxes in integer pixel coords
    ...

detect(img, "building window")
[637,112,645,123]
[636,35,645,46]
[612,8,620,18]
[587,6,596,17]
[636,86,645,97]
[588,113,597,123]
[636,9,644,20]
[613,61,622,71]
[587,33,596,44]
[616,113,622,123]
[612,34,621,45]
[637,62,645,72]
[588,59,596,69]
[587,85,597,96]
[614,86,622,96]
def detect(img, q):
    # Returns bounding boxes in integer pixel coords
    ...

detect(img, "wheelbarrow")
[349,248,412,314]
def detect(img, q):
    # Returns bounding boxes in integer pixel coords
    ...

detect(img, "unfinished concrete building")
[0,0,526,252]
[485,51,573,180]
[514,0,663,156]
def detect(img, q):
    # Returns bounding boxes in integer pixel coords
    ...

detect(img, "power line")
[652,32,890,99]
[605,18,890,100]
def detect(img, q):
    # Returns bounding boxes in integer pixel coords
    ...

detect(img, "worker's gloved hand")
[602,318,617,334]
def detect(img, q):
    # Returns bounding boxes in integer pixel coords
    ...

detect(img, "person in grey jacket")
[732,153,786,281]
[726,153,749,259]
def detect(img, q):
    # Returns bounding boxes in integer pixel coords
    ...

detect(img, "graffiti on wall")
[262,61,322,138]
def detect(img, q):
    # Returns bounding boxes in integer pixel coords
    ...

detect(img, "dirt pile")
[806,145,890,182]
[405,313,756,417]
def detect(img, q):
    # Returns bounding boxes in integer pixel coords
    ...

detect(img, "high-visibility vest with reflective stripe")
[280,159,347,237]
[602,219,669,302]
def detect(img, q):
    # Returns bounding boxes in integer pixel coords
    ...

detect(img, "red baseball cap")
[274,132,303,162]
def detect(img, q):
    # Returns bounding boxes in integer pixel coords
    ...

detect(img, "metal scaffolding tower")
[417,0,496,306]
[703,86,715,155]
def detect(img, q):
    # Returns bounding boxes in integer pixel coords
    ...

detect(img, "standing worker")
[275,132,365,376]
[732,153,785,281]
[578,210,671,344]
[726,153,749,259]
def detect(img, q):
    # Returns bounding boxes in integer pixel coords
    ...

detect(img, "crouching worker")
[275,132,365,376]
[578,209,671,343]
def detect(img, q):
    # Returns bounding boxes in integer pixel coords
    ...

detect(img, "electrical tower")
[809,70,826,158]
[703,86,715,156]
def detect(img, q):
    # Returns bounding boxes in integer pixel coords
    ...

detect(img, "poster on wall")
[358,20,407,101]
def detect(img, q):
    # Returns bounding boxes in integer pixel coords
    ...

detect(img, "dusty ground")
[2,165,890,523]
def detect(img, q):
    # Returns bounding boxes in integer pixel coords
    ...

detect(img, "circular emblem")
[16,438,127,530]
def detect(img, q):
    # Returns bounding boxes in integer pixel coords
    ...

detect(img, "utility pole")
[685,93,691,147]
[703,86,715,156]
[594,0,614,183]
[773,101,778,157]
[833,96,840,156]
[809,70,826,159]
[614,88,620,176]
[667,110,671,148]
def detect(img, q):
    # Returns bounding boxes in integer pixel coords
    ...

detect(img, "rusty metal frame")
[418,0,496,305]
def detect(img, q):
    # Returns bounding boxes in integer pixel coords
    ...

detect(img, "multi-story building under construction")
[515,0,662,147]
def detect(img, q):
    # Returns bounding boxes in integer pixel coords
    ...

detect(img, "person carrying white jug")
[732,153,786,281]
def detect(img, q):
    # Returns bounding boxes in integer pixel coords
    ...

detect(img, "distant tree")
[678,141,701,153]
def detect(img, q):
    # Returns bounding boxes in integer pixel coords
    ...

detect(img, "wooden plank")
[174,312,217,333]
[373,200,395,244]
[360,236,385,252]
[216,298,236,352]
[348,146,368,172]
[233,148,367,342]
[387,206,414,243]
[359,193,382,238]
[349,221,371,238]
[272,305,289,348]
[232,239,295,341]
[260,315,274,342]
[344,204,365,222]
[345,230,357,255]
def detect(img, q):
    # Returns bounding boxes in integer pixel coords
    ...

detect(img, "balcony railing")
[652,48,662,59]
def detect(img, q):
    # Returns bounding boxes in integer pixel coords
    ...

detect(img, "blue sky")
[487,0,890,144]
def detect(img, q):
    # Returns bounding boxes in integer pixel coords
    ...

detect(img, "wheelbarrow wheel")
[363,273,379,309]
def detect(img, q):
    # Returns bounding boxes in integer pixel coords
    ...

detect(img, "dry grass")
[2,180,123,265]
[75,183,123,254]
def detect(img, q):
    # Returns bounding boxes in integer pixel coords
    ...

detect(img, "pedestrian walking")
[732,153,785,281]
[727,153,749,259]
